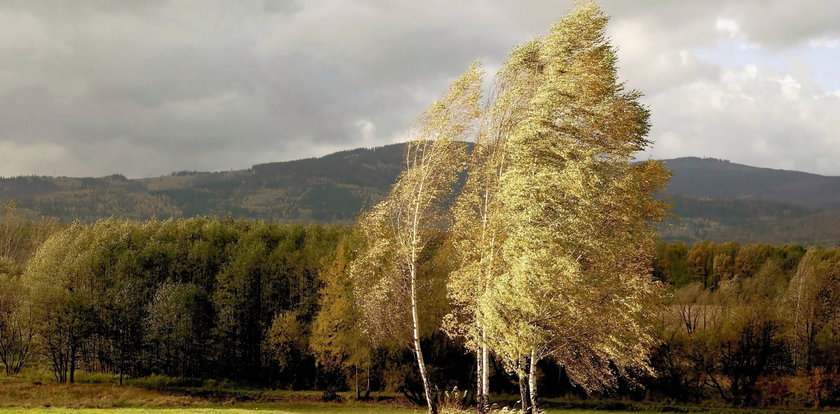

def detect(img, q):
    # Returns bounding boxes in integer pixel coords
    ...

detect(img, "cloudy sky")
[1,0,838,178]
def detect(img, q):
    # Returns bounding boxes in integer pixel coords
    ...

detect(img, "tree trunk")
[119,345,124,386]
[410,265,436,414]
[365,364,371,399]
[475,351,483,413]
[69,342,77,384]
[518,356,530,414]
[355,365,360,400]
[480,339,490,413]
[528,349,539,414]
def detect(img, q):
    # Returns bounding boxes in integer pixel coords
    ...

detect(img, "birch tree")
[444,40,542,414]
[786,247,840,372]
[476,2,669,410]
[351,64,482,414]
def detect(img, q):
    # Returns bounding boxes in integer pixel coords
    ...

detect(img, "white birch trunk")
[476,351,483,413]
[518,355,530,414]
[528,349,539,414]
[481,333,490,412]
[410,263,436,414]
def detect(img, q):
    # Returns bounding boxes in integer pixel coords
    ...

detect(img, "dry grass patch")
[0,381,202,409]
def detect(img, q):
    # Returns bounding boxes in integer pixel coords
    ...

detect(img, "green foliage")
[145,282,211,377]
[0,258,34,376]
[18,217,345,385]
[264,310,308,380]
[655,242,696,287]
[310,232,373,396]
[3,201,840,408]
[0,201,62,265]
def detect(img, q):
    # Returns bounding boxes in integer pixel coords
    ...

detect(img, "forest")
[2,202,839,410]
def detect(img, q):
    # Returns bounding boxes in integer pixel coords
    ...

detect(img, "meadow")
[0,376,823,414]
[0,408,822,414]
[0,408,418,414]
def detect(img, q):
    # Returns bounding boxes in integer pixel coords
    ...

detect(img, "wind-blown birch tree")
[473,2,669,411]
[351,64,482,414]
[444,40,542,414]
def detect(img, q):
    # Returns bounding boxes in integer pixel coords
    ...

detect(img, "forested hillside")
[0,149,840,245]
[0,144,406,223]
[658,158,840,245]
[664,157,840,208]
[2,146,840,245]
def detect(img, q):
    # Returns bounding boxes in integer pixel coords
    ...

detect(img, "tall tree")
[145,281,211,377]
[786,247,840,373]
[444,39,542,414]
[478,2,669,409]
[24,221,110,383]
[0,260,35,375]
[351,64,482,414]
[311,232,373,399]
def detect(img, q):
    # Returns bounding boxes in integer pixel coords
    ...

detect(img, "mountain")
[2,146,840,245]
[663,157,840,209]
[656,157,840,245]
[659,193,840,245]
[0,144,406,223]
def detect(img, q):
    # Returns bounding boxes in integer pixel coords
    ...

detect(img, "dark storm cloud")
[0,0,838,177]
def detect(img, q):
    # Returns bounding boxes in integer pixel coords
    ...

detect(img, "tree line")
[652,241,840,407]
[1,205,346,385]
[3,202,839,409]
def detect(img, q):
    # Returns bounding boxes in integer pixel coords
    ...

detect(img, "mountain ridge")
[662,157,840,209]
[2,144,839,245]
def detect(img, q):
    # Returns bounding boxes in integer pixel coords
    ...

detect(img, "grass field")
[0,409,647,414]
[0,408,416,414]
[0,373,833,414]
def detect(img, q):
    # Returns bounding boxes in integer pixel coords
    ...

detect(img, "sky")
[0,0,838,178]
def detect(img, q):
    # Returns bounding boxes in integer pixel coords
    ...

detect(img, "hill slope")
[2,146,839,245]
[663,157,840,209]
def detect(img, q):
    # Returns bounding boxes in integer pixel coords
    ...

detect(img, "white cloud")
[644,64,840,175]
[808,37,840,49]
[715,17,741,38]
